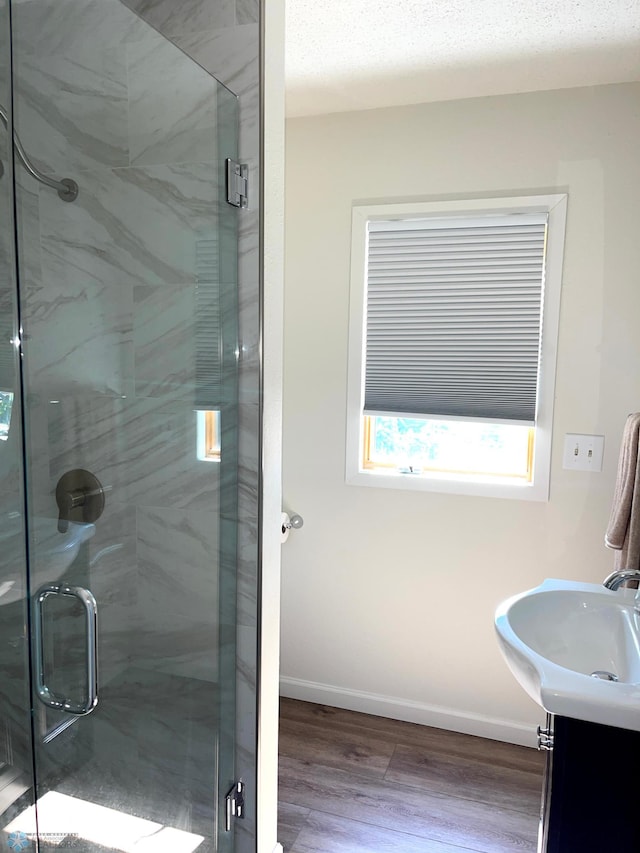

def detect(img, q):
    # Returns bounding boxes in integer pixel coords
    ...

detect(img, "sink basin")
[495,578,640,732]
[0,515,96,606]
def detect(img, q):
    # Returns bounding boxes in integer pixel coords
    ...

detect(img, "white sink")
[0,515,96,606]
[495,578,640,732]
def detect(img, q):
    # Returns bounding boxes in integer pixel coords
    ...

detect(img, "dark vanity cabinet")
[539,713,640,852]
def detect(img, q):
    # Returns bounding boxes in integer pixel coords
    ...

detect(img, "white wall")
[260,1,285,851]
[281,83,640,746]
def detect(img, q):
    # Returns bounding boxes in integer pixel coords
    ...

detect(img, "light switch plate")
[562,433,605,471]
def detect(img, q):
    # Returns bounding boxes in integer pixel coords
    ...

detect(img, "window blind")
[194,236,221,409]
[363,213,548,424]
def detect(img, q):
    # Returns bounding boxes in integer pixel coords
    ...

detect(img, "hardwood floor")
[278,698,545,853]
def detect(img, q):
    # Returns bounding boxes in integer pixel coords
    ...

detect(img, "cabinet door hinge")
[225,781,246,831]
[537,723,554,751]
[226,159,248,208]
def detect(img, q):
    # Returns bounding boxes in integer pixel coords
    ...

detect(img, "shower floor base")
[33,667,223,852]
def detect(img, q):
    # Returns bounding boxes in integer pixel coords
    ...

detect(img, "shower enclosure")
[0,0,260,849]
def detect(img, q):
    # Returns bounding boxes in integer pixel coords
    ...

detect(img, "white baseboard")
[272,845,283,853]
[280,676,539,748]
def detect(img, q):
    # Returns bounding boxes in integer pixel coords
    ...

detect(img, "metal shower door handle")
[34,583,98,716]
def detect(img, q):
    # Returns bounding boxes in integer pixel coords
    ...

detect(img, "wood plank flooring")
[278,698,545,853]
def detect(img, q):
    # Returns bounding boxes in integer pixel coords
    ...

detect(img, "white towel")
[605,413,640,571]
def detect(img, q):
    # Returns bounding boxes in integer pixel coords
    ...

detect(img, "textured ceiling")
[285,0,640,117]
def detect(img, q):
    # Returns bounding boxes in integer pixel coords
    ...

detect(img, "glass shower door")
[3,0,244,850]
[0,0,38,845]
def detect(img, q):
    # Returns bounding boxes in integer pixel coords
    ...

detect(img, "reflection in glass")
[0,390,13,440]
[5,791,205,851]
[197,410,221,461]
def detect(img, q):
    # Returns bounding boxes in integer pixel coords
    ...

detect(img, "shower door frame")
[0,0,257,848]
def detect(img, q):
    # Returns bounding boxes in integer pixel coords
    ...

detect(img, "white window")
[346,194,567,500]
[196,410,221,461]
[0,390,13,441]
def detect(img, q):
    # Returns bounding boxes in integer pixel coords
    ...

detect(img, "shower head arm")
[0,103,78,202]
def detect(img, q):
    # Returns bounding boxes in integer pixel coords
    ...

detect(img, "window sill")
[346,467,549,501]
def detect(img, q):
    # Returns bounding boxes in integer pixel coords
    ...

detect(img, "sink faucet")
[603,569,640,591]
[603,570,640,613]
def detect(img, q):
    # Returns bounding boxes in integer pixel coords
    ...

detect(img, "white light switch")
[562,433,605,472]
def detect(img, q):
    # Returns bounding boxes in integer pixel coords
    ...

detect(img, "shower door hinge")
[226,159,248,208]
[224,781,245,831]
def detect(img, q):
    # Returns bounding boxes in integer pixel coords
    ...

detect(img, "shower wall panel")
[167,11,262,851]
[9,0,260,845]
[118,2,262,850]
[12,0,229,694]
[0,0,33,807]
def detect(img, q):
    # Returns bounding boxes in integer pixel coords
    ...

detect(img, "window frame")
[196,410,221,462]
[345,194,568,501]
[362,415,536,482]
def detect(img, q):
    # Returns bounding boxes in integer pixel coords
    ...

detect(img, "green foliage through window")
[366,416,532,479]
[0,391,14,441]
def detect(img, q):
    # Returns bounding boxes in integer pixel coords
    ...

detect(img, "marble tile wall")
[0,438,33,778]
[11,0,241,685]
[11,16,221,732]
